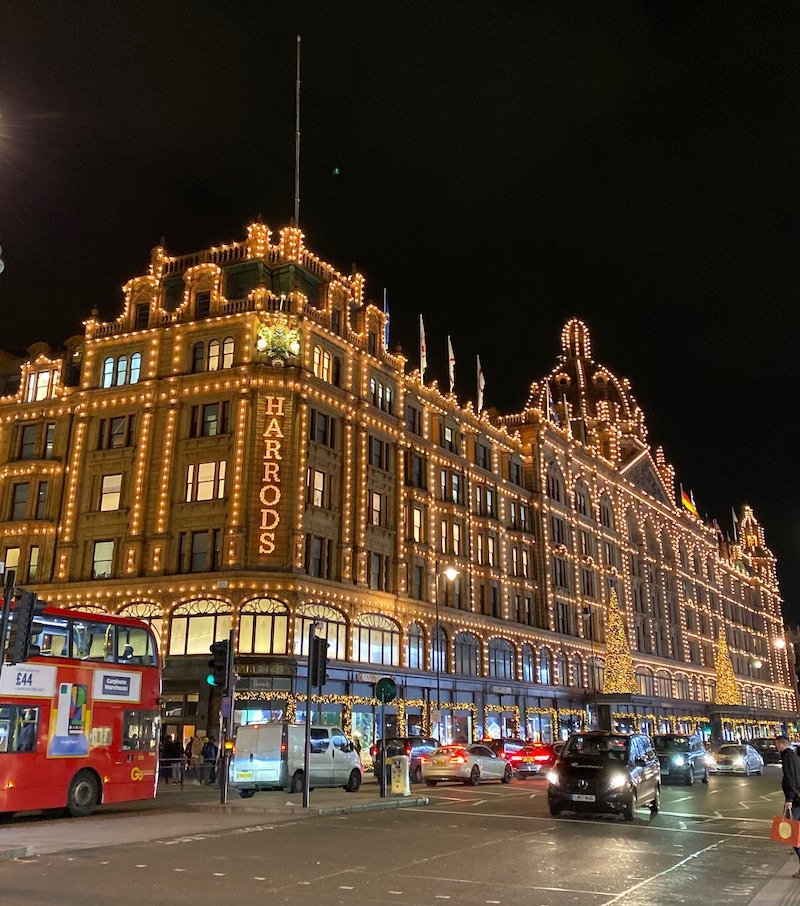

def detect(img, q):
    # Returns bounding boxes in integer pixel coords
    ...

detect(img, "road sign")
[375,677,397,704]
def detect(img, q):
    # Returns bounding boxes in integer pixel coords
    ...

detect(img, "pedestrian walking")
[190,733,204,784]
[775,735,800,877]
[202,735,219,784]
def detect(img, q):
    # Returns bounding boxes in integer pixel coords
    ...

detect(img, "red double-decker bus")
[0,607,161,818]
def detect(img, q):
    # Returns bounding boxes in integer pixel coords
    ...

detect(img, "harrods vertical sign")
[258,395,287,556]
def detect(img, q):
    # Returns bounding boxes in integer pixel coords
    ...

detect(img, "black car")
[652,734,709,785]
[371,736,439,784]
[749,738,781,764]
[547,731,661,821]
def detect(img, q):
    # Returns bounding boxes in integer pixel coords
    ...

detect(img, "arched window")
[572,654,583,689]
[116,355,128,387]
[599,494,615,530]
[574,481,590,518]
[117,602,163,648]
[294,603,347,661]
[635,668,654,697]
[538,648,552,684]
[555,651,567,685]
[354,614,400,667]
[547,465,564,503]
[455,632,480,676]
[626,509,642,545]
[313,346,322,377]
[207,339,221,371]
[169,599,232,656]
[675,675,689,699]
[488,639,514,680]
[655,671,671,697]
[431,626,448,673]
[321,350,332,383]
[588,656,604,691]
[222,337,234,369]
[522,644,535,683]
[405,622,424,670]
[192,342,204,373]
[129,352,141,384]
[101,357,114,388]
[238,598,289,655]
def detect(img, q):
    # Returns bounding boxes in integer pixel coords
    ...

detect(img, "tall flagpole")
[447,335,455,393]
[293,35,301,226]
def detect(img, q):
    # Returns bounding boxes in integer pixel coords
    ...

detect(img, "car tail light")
[369,745,378,758]
[533,754,550,762]
[450,750,467,764]
[405,743,412,756]
[510,754,522,762]
[280,742,286,753]
[419,755,429,763]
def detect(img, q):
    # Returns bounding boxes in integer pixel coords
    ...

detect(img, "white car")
[422,743,513,786]
[708,744,764,776]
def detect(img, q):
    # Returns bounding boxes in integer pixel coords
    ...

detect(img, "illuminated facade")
[0,221,794,751]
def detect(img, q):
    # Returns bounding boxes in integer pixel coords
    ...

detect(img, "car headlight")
[734,757,744,767]
[546,770,559,786]
[706,755,715,765]
[608,772,627,790]
[672,755,685,767]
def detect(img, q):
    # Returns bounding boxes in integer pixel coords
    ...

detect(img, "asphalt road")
[0,766,796,906]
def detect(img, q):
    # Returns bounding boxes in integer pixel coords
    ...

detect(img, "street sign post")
[374,678,397,798]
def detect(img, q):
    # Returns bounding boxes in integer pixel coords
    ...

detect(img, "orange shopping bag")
[771,807,800,846]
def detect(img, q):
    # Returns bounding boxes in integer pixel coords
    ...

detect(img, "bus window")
[0,705,39,753]
[122,710,159,751]
[116,626,157,666]
[30,615,70,658]
[73,621,116,661]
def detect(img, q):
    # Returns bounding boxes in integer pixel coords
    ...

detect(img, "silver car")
[708,743,764,775]
[422,743,513,786]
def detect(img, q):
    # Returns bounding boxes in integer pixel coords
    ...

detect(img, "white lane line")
[739,801,750,810]
[405,875,614,897]
[435,897,451,900]
[174,868,186,873]
[212,873,225,877]
[254,877,266,881]
[599,833,738,905]
[135,864,147,868]
[387,891,403,896]
[338,886,354,890]
[670,796,693,802]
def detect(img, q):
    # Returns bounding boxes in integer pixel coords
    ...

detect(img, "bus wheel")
[67,770,99,818]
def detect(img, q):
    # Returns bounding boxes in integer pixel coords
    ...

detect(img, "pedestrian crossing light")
[207,640,230,690]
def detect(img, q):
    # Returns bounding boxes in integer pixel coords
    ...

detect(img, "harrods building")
[0,220,794,753]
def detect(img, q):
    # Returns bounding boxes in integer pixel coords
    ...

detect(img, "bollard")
[390,754,411,796]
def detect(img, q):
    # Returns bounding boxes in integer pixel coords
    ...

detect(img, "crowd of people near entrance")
[158,732,219,785]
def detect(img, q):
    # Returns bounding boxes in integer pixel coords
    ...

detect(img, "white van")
[231,722,362,797]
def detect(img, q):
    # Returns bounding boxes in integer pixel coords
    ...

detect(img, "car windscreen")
[718,745,745,755]
[653,737,691,753]
[563,735,629,761]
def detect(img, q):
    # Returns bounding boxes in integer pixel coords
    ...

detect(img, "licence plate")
[522,757,534,763]
[237,771,252,778]
[433,758,448,765]
[571,793,596,802]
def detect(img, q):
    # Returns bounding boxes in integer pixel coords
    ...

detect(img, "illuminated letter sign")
[259,396,286,555]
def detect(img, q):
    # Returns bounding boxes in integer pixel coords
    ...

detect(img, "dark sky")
[1,3,799,616]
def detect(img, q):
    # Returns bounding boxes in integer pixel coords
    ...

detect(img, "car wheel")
[345,770,361,793]
[685,766,694,786]
[549,804,562,817]
[468,766,481,786]
[412,765,422,784]
[67,770,100,818]
[502,764,513,784]
[290,770,304,793]
[651,784,661,813]
[702,768,709,784]
[238,789,256,799]
[745,764,751,777]
[425,779,438,787]
[622,791,637,822]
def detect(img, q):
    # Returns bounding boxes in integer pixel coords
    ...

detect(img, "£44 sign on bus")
[15,672,34,688]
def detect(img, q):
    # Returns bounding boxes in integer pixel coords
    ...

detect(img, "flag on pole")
[419,315,428,377]
[447,335,455,393]
[680,484,699,517]
[731,507,739,542]
[383,288,389,349]
[477,355,486,412]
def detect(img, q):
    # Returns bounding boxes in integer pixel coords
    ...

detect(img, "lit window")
[129,352,141,384]
[101,357,114,388]
[100,474,122,511]
[92,540,114,579]
[207,339,220,371]
[222,337,234,368]
[116,355,129,386]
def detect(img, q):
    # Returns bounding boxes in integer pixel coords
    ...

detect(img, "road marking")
[135,864,147,868]
[338,886,354,890]
[486,901,501,904]
[599,833,739,905]
[435,896,451,900]
[464,799,487,807]
[254,877,266,881]
[670,796,693,802]
[739,801,750,810]
[174,868,185,872]
[387,891,403,895]
[212,873,225,877]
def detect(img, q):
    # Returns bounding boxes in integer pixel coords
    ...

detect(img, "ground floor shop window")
[526,712,553,743]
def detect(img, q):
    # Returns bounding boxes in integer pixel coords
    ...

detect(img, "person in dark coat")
[776,736,800,876]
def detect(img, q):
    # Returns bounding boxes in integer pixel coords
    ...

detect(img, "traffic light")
[6,590,46,665]
[311,636,328,687]
[207,640,231,691]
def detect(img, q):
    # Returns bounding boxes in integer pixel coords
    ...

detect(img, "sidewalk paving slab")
[750,856,800,905]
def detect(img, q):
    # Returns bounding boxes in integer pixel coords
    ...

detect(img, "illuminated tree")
[714,630,742,705]
[602,589,637,694]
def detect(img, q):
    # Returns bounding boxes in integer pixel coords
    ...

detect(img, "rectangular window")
[306,535,323,577]
[443,424,456,452]
[18,424,37,460]
[522,547,530,578]
[35,481,48,520]
[188,530,220,572]
[100,474,122,511]
[452,522,462,556]
[487,535,496,567]
[98,414,135,450]
[511,547,519,576]
[3,548,20,571]
[198,402,229,437]
[510,460,523,486]
[134,303,150,329]
[440,521,448,554]
[330,308,341,334]
[405,404,421,435]
[581,567,596,598]
[368,552,387,591]
[412,506,423,543]
[450,473,461,503]
[553,556,570,590]
[185,461,226,502]
[195,291,211,319]
[10,484,29,521]
[308,469,326,508]
[28,546,40,582]
[476,443,490,470]
[477,534,484,565]
[486,487,496,517]
[44,423,56,459]
[370,491,383,527]
[411,563,424,600]
[92,540,114,579]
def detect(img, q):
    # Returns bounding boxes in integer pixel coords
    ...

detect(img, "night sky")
[1,4,798,616]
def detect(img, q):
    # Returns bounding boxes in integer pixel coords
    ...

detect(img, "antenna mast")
[293,35,301,226]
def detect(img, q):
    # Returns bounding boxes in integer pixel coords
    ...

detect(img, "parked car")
[547,731,661,821]
[748,738,781,765]
[504,742,559,778]
[652,734,709,785]
[487,738,528,762]
[708,744,764,775]
[422,743,513,786]
[370,736,439,785]
[231,722,362,796]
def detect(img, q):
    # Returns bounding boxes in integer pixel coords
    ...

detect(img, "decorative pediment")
[621,451,671,505]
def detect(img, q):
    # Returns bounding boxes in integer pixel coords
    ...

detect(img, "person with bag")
[775,735,800,876]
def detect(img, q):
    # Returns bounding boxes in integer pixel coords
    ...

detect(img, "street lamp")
[583,606,599,728]
[433,564,459,719]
